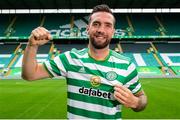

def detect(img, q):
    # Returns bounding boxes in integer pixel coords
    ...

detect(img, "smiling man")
[22,4,147,119]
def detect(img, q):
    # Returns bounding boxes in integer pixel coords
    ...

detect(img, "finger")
[114,96,126,105]
[114,91,128,102]
[114,84,128,94]
[31,29,40,40]
[47,33,52,40]
[114,91,126,105]
[115,84,131,93]
[114,91,133,108]
[31,27,47,40]
[40,27,52,40]
[40,27,49,33]
[36,27,48,40]
[114,87,129,98]
[33,28,47,40]
[38,27,52,40]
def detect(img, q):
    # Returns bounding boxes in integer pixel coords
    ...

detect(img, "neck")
[88,44,110,61]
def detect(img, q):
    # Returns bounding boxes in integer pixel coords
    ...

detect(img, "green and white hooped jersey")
[43,48,142,119]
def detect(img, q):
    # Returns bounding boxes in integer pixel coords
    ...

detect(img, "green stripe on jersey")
[68,92,120,107]
[44,48,141,119]
[68,105,121,119]
[58,53,71,71]
[67,78,114,92]
[43,62,53,77]
[49,60,61,76]
[70,50,130,69]
[123,69,138,84]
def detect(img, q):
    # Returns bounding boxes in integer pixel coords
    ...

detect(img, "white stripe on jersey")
[54,56,67,77]
[67,71,122,86]
[127,62,136,75]
[71,50,89,58]
[65,52,136,77]
[68,99,120,115]
[68,85,114,100]
[108,55,129,64]
[72,49,129,65]
[44,61,58,77]
[132,83,142,94]
[124,75,139,88]
[68,112,89,119]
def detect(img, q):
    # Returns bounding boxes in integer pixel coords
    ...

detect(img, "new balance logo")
[79,67,85,73]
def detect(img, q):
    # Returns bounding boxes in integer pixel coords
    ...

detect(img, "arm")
[22,27,52,81]
[132,90,147,112]
[114,84,147,112]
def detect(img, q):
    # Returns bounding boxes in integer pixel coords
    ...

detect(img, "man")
[22,4,147,119]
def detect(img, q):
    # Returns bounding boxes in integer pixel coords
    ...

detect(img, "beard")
[90,35,111,49]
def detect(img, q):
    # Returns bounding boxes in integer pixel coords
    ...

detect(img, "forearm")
[22,43,39,80]
[132,94,147,112]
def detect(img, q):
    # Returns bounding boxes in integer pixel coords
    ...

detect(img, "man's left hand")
[114,84,139,109]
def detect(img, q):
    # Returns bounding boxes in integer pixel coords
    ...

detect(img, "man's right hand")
[22,27,52,80]
[29,27,52,46]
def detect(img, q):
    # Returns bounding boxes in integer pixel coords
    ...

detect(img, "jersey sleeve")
[43,52,69,78]
[124,62,142,94]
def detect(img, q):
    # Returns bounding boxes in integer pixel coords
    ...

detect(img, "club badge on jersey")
[105,71,117,81]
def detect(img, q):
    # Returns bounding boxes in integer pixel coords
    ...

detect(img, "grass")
[0,79,67,119]
[0,78,180,119]
[123,78,180,119]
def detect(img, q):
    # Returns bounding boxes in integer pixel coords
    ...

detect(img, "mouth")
[96,36,104,39]
[95,35,106,40]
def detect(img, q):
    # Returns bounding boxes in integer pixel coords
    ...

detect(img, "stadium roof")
[0,0,180,9]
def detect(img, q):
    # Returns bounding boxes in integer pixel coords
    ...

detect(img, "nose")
[97,25,105,34]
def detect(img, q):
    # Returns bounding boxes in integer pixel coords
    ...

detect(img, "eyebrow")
[92,20,113,26]
[92,20,100,24]
[104,22,113,25]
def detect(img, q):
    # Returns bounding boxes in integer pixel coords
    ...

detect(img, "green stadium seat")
[130,14,159,36]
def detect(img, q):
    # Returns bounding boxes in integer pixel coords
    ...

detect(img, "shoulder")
[55,48,88,60]
[69,48,88,58]
[110,50,131,65]
[60,48,88,59]
[71,48,88,54]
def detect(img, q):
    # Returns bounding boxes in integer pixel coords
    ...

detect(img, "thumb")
[47,33,52,40]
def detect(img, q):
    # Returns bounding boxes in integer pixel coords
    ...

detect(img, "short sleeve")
[43,53,68,77]
[124,62,142,94]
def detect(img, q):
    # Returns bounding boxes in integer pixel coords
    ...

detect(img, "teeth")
[97,36,103,38]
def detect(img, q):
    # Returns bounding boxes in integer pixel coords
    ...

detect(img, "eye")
[92,22,100,27]
[105,23,112,28]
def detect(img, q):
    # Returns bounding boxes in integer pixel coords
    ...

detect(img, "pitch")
[0,78,180,119]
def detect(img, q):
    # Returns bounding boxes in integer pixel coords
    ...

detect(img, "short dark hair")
[91,4,113,15]
[89,4,115,25]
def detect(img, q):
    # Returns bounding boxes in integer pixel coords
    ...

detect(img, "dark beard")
[90,37,110,49]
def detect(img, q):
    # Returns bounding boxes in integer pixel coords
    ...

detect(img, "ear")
[86,25,89,34]
[112,28,115,38]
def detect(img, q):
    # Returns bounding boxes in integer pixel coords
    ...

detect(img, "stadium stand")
[157,14,180,35]
[0,15,12,37]
[37,44,51,54]
[129,14,159,36]
[154,43,180,53]
[0,44,18,54]
[0,13,180,78]
[43,14,72,29]
[120,42,151,53]
[1,13,180,39]
[12,14,40,37]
